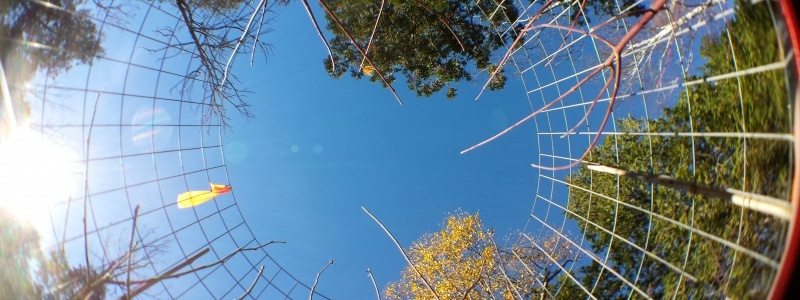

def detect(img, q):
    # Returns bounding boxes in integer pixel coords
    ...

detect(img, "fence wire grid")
[470,0,800,298]
[2,0,330,299]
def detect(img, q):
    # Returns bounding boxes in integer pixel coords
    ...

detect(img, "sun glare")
[0,128,80,234]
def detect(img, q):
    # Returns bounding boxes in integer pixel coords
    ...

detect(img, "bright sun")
[0,127,80,234]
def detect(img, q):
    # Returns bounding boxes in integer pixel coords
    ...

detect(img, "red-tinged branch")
[475,0,558,100]
[466,0,668,171]
[531,60,621,171]
[560,72,615,138]
[461,62,607,155]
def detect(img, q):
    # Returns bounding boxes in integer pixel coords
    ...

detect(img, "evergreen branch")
[317,0,404,105]
[410,0,466,51]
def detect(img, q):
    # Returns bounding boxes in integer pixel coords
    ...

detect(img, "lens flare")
[0,128,80,234]
[131,107,173,151]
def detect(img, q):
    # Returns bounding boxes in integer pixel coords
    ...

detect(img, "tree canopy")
[319,0,650,99]
[322,0,522,99]
[0,0,103,80]
[1,0,104,136]
[0,208,106,299]
[559,1,789,298]
[385,212,574,299]
[0,208,41,297]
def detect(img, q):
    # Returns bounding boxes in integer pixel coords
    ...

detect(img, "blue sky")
[224,3,545,297]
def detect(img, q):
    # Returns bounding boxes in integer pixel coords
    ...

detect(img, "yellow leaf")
[362,65,376,75]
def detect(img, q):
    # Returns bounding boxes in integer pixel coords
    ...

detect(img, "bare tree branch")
[361,206,439,299]
[114,241,284,286]
[309,260,334,300]
[366,268,382,300]
[300,0,336,72]
[359,0,385,69]
[126,205,140,297]
[82,93,101,292]
[166,0,276,129]
[488,231,523,299]
[238,265,265,300]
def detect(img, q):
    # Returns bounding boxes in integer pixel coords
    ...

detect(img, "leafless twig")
[488,231,523,299]
[359,0,385,69]
[115,241,285,285]
[366,268,382,300]
[251,2,269,65]
[309,260,333,300]
[126,205,140,297]
[362,206,439,299]
[238,265,265,300]
[219,0,269,88]
[300,0,336,72]
[82,93,100,291]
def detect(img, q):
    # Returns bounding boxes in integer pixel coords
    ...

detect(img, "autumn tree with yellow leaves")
[385,212,575,299]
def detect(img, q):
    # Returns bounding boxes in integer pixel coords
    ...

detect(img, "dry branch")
[238,265,265,300]
[300,0,336,72]
[359,0,386,69]
[488,231,523,299]
[367,268,382,300]
[587,164,792,220]
[167,0,275,128]
[117,241,285,285]
[82,93,101,291]
[362,206,440,299]
[125,205,140,297]
[309,260,334,300]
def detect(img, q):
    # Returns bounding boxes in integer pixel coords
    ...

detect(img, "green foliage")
[0,0,104,137]
[0,208,41,298]
[158,0,246,11]
[0,208,106,299]
[322,0,522,99]
[560,1,789,298]
[0,0,104,80]
[0,208,106,300]
[191,0,244,11]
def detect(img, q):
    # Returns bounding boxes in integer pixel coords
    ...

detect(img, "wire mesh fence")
[461,0,799,298]
[1,0,328,298]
